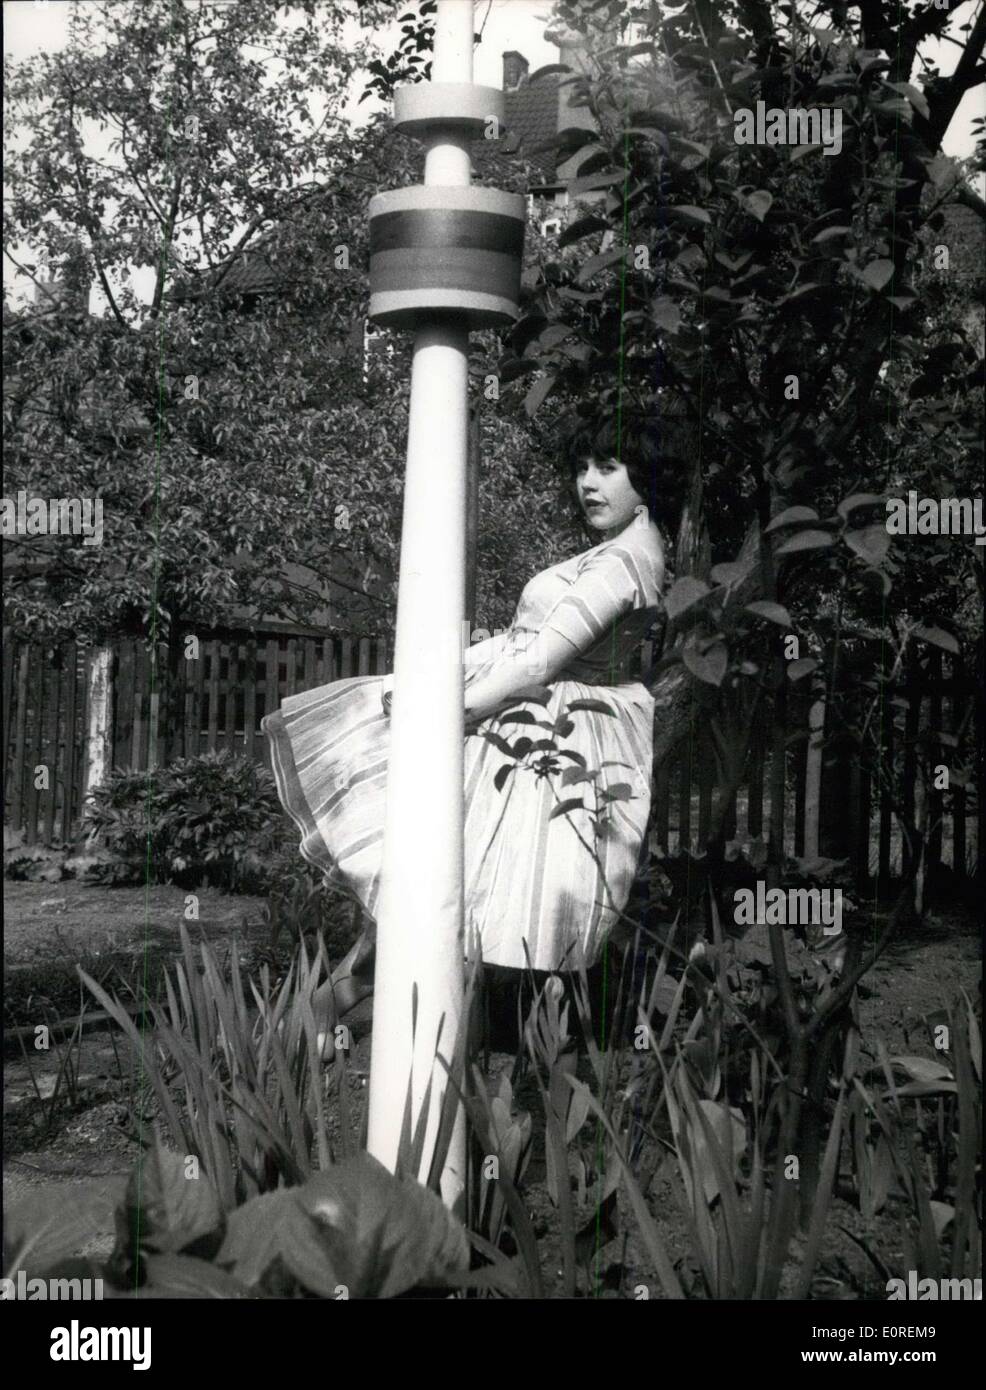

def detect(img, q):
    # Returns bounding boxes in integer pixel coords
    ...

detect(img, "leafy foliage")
[2,0,564,647]
[501,0,983,780]
[81,749,285,891]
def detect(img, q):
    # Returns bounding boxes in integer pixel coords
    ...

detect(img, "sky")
[3,0,983,313]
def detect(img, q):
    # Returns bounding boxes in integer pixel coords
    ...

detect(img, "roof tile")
[504,77,560,181]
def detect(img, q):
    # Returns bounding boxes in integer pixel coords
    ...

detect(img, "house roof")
[164,55,574,308]
[503,73,561,183]
[199,251,283,300]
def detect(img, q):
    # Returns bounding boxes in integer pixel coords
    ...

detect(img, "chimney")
[502,50,529,91]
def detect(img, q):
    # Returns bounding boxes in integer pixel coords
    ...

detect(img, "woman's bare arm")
[463,628,578,723]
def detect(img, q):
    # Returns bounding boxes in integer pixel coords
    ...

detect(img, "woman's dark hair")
[558,400,692,536]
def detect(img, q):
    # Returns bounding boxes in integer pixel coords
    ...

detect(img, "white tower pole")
[366,0,475,1210]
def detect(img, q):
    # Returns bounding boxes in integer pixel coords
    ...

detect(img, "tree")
[3,0,572,659]
[501,0,983,786]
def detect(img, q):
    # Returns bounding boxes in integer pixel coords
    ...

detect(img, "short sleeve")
[540,544,653,652]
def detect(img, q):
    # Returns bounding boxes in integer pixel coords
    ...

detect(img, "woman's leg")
[312,929,376,1058]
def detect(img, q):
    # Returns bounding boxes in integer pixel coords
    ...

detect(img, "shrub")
[82,750,286,893]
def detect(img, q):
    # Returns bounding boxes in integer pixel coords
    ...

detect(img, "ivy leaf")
[844,525,891,566]
[524,373,557,417]
[777,283,824,305]
[860,259,895,292]
[811,225,852,244]
[650,296,681,333]
[560,766,596,787]
[764,506,820,533]
[837,492,885,519]
[535,323,576,351]
[665,575,711,620]
[786,657,819,681]
[497,358,541,384]
[626,107,682,133]
[683,637,728,687]
[567,698,616,715]
[600,782,633,801]
[482,731,513,758]
[558,215,609,247]
[494,763,515,793]
[714,250,753,273]
[776,530,836,556]
[912,625,959,655]
[509,313,549,354]
[576,248,627,285]
[710,561,748,587]
[669,204,712,226]
[570,144,611,177]
[569,171,628,194]
[886,81,930,120]
[744,601,792,626]
[740,189,773,222]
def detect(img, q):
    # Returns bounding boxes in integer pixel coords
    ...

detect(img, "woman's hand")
[461,631,576,725]
[464,706,487,736]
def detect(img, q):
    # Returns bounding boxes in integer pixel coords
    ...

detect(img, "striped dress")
[262,532,664,972]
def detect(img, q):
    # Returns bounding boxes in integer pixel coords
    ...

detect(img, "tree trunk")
[82,646,114,819]
[803,696,825,861]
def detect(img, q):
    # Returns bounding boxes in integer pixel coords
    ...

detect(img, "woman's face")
[574,456,646,534]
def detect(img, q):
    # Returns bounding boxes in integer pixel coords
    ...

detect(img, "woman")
[261,410,677,1051]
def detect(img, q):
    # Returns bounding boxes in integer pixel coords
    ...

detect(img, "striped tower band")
[368,185,525,330]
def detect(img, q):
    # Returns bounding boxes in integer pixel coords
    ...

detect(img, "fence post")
[61,642,79,839]
[9,645,30,836]
[769,675,787,862]
[951,654,967,880]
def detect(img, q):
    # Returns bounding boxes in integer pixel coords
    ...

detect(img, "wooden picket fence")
[2,629,387,845]
[651,651,981,884]
[2,630,980,887]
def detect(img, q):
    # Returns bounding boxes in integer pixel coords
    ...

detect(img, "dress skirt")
[262,668,654,973]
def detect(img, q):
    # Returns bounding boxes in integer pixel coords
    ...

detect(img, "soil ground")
[3,879,980,1297]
